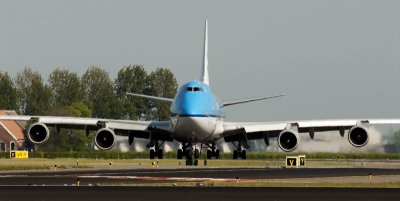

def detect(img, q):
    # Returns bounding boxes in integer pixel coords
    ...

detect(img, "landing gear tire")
[186,148,193,159]
[215,149,220,159]
[157,149,163,159]
[177,149,183,159]
[194,149,200,159]
[233,150,238,159]
[233,150,246,160]
[150,149,155,159]
[241,150,247,160]
[207,150,212,159]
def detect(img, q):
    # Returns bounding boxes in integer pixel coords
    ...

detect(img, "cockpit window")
[186,87,203,92]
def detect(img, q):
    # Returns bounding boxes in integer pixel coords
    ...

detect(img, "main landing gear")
[206,144,220,159]
[232,141,247,160]
[149,140,164,159]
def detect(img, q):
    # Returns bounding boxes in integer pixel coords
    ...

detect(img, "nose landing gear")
[178,143,200,159]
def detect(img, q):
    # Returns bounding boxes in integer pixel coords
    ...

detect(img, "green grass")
[0,151,399,171]
[2,151,400,160]
[0,158,276,170]
[0,157,398,171]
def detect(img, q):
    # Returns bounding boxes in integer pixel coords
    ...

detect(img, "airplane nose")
[182,101,197,115]
[180,94,204,116]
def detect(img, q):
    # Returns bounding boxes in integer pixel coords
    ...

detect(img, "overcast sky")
[1,0,400,122]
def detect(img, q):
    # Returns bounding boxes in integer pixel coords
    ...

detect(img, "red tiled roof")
[0,110,25,140]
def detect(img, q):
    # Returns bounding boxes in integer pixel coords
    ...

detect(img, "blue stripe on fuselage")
[171,81,222,118]
[172,114,224,118]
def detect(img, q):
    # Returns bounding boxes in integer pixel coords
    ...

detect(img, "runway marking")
[0,175,30,178]
[78,175,252,182]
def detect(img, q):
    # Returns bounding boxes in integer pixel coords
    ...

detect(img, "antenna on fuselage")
[201,19,210,86]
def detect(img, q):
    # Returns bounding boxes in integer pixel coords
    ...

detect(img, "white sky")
[1,0,400,122]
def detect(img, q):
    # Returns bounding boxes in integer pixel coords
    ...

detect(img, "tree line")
[0,65,178,120]
[0,65,178,152]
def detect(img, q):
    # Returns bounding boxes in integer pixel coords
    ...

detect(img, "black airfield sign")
[299,155,306,166]
[286,156,298,167]
[286,155,306,167]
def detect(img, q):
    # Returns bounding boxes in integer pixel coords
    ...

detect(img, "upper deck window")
[186,87,203,92]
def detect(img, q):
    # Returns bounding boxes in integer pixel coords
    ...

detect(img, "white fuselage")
[171,116,224,143]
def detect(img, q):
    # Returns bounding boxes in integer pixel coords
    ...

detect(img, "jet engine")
[27,122,50,144]
[348,126,369,147]
[94,128,116,150]
[278,130,300,152]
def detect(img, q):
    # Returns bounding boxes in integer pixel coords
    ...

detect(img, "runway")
[0,167,399,186]
[0,167,399,200]
[0,186,398,201]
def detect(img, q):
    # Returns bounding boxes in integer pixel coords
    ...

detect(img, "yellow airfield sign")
[10,151,29,159]
[286,155,306,168]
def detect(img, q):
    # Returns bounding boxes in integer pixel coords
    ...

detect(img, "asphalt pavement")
[0,186,398,201]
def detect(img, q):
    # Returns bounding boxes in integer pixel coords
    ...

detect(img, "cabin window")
[186,87,203,92]
[193,87,201,91]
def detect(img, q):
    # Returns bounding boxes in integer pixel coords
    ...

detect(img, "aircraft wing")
[0,115,172,143]
[222,119,400,149]
[222,94,285,107]
[126,93,174,103]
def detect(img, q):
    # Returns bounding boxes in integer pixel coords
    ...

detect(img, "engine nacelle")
[27,122,50,144]
[278,130,300,152]
[348,126,369,147]
[94,128,116,150]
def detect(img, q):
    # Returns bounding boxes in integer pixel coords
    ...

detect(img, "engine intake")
[278,130,299,152]
[94,128,116,150]
[27,123,50,144]
[348,126,369,147]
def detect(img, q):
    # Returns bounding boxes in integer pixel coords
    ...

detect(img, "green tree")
[0,72,17,110]
[145,68,178,120]
[48,68,82,106]
[40,102,93,152]
[15,67,51,115]
[114,65,148,120]
[81,66,122,118]
[69,101,92,118]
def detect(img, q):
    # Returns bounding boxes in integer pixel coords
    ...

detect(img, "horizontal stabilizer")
[126,93,174,103]
[222,93,285,107]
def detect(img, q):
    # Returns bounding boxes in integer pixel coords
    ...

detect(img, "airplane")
[1,20,400,161]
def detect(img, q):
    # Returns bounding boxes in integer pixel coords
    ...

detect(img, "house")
[0,110,26,152]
